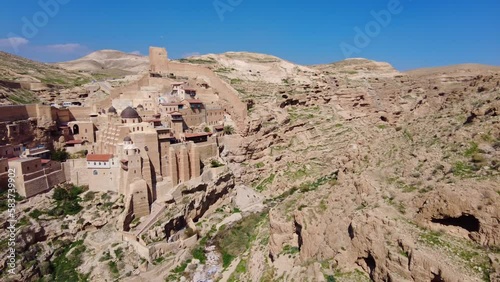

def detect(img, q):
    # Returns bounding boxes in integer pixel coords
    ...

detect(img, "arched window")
[73,124,80,135]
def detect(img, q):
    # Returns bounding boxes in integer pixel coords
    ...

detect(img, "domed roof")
[120,106,140,119]
[108,106,117,113]
[123,136,132,142]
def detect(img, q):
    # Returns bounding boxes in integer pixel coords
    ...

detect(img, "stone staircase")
[133,200,167,236]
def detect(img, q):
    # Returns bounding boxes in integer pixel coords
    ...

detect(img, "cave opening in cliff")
[294,220,303,251]
[431,273,445,282]
[348,223,354,240]
[364,253,376,278]
[431,214,480,233]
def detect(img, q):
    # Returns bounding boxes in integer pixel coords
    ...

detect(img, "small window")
[93,170,98,175]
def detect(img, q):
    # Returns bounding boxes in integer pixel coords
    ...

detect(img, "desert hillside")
[56,49,149,74]
[1,50,499,282]
[0,51,92,104]
[198,54,500,281]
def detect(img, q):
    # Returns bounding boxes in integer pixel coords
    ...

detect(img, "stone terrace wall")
[68,107,93,121]
[63,158,90,186]
[23,176,49,198]
[0,104,54,124]
[46,169,66,188]
[168,62,247,130]
[0,106,31,122]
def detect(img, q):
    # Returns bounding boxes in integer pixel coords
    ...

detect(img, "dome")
[120,106,140,119]
[108,106,117,113]
[123,136,132,142]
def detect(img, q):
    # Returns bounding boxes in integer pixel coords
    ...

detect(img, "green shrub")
[51,184,86,216]
[223,125,235,135]
[108,261,119,276]
[222,253,234,268]
[29,209,43,219]
[191,247,206,264]
[210,159,224,168]
[325,275,336,282]
[49,240,87,282]
[215,213,267,268]
[464,142,479,157]
[83,191,96,202]
[51,149,70,162]
[172,259,191,273]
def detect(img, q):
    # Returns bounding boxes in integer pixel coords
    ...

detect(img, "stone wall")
[23,176,49,198]
[10,159,66,198]
[88,166,120,193]
[68,107,93,121]
[45,169,66,190]
[0,106,31,122]
[196,141,218,161]
[168,62,247,129]
[63,159,90,186]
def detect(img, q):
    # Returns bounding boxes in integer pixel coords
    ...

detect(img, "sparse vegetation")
[230,78,243,84]
[49,184,87,216]
[191,246,207,264]
[255,173,275,191]
[178,58,216,64]
[47,240,87,282]
[215,212,267,269]
[210,159,224,168]
[281,244,300,255]
[254,162,265,168]
[108,261,119,276]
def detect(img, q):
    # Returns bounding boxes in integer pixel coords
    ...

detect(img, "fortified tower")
[149,46,169,74]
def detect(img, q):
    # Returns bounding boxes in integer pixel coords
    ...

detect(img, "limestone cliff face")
[217,60,500,281]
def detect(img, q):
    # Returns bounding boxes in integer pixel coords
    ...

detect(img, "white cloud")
[130,50,141,55]
[0,37,29,49]
[38,43,87,53]
[182,52,201,58]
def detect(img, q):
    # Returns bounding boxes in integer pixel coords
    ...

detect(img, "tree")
[51,148,70,162]
[223,125,234,135]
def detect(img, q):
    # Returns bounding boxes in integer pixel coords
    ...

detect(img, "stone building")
[8,157,66,198]
[67,121,96,143]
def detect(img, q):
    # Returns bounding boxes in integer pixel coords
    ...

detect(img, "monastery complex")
[0,47,247,220]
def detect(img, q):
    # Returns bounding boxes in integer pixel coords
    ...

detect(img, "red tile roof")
[41,159,51,164]
[86,154,113,162]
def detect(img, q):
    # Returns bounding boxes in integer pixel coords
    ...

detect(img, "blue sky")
[0,0,499,70]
